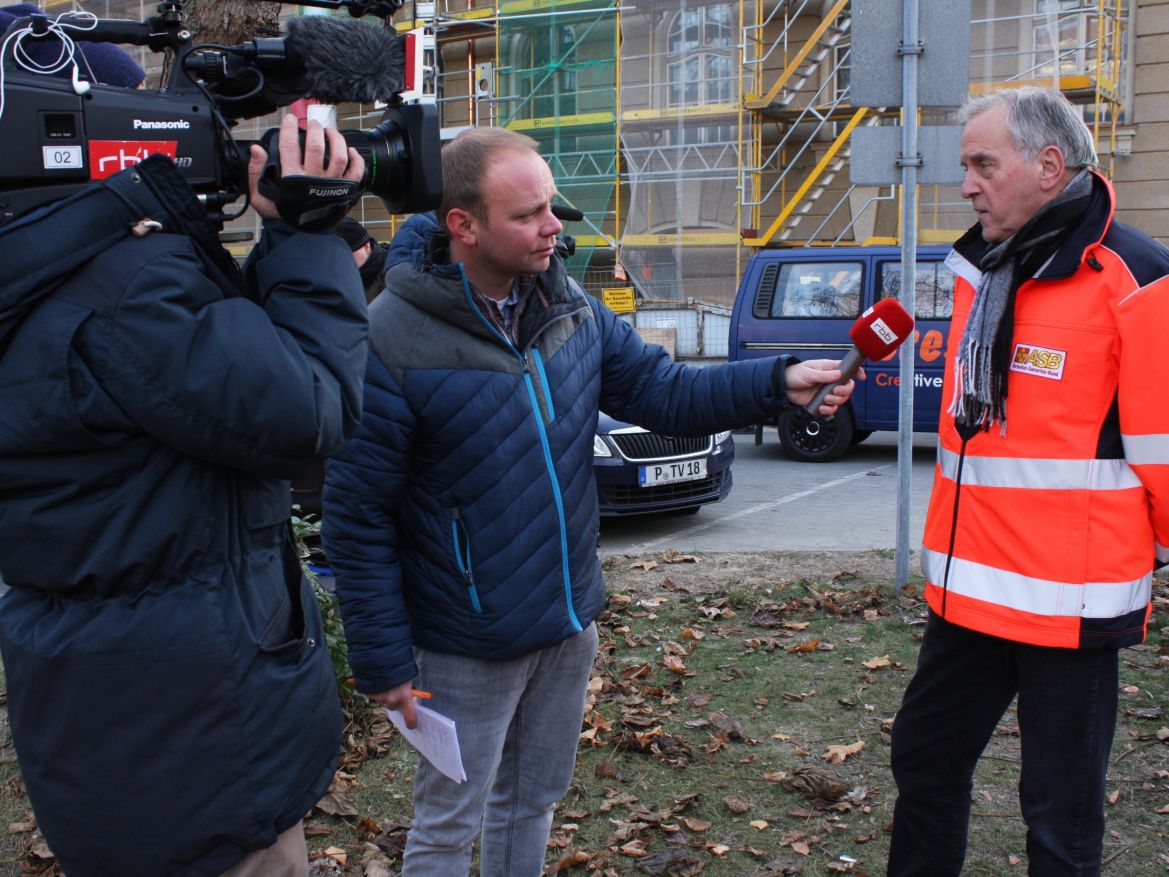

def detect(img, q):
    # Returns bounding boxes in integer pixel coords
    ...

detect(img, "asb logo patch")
[1010,343,1067,380]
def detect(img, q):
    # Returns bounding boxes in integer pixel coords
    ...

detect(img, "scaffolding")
[412,0,1129,315]
[58,0,1132,321]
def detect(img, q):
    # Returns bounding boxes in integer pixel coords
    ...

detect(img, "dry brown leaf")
[364,860,394,877]
[634,848,707,876]
[7,816,36,834]
[550,850,590,873]
[629,560,659,571]
[823,740,866,764]
[615,839,650,857]
[314,789,360,817]
[787,639,821,654]
[723,795,752,814]
[621,663,654,680]
[594,760,618,778]
[862,655,892,670]
[664,654,687,674]
[682,817,712,832]
[791,841,811,855]
[709,711,745,741]
[749,819,769,830]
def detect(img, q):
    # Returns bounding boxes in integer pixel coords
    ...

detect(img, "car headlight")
[593,435,612,457]
[714,431,732,444]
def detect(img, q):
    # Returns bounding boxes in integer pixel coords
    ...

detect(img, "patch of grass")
[1,561,1167,876]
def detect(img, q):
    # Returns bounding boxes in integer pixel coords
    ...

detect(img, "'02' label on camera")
[87,140,178,180]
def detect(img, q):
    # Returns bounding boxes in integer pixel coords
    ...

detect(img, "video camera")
[0,0,441,226]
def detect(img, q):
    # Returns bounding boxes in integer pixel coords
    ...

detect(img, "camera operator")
[0,33,369,871]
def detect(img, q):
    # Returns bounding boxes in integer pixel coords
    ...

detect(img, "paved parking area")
[598,430,937,556]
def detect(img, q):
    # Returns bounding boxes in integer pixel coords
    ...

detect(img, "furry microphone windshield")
[284,15,406,105]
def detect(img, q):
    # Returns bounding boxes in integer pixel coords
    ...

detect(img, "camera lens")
[341,104,441,215]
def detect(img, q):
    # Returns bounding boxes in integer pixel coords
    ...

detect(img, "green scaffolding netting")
[499,0,619,284]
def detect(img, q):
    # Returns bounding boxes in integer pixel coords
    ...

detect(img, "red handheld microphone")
[804,297,915,416]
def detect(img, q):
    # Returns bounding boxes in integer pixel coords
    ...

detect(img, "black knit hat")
[0,4,146,89]
[336,218,372,251]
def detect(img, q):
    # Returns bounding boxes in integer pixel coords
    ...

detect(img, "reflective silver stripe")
[922,549,1151,619]
[1157,541,1169,564]
[1122,433,1169,465]
[945,249,981,290]
[936,447,1142,490]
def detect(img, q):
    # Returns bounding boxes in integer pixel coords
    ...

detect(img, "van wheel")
[777,406,854,462]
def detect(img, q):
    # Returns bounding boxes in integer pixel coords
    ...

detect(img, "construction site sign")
[602,287,636,314]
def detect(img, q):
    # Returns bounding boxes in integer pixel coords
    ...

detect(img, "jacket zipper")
[460,268,584,632]
[530,346,556,422]
[450,510,482,614]
[940,433,971,619]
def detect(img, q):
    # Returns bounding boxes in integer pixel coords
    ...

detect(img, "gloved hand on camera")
[248,113,365,231]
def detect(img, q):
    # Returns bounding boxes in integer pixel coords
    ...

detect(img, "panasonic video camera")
[0,0,441,226]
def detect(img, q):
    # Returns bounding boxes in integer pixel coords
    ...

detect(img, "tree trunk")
[181,0,282,46]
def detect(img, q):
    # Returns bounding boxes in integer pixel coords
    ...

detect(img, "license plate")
[639,458,707,486]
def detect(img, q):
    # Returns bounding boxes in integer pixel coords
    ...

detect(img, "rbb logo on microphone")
[87,140,179,180]
[868,317,899,347]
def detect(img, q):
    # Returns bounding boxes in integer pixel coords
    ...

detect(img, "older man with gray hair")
[888,86,1169,875]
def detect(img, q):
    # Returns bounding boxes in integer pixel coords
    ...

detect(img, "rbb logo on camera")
[87,140,179,180]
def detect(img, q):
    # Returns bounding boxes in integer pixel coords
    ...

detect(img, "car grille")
[602,470,728,507]
[609,432,712,461]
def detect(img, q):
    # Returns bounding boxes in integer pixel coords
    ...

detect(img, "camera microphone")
[551,204,584,222]
[283,16,405,105]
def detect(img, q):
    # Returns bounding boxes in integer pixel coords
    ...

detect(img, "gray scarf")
[948,169,1093,434]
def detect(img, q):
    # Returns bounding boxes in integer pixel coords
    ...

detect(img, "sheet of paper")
[386,703,466,784]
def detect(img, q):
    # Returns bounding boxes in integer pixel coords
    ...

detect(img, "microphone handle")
[804,345,865,416]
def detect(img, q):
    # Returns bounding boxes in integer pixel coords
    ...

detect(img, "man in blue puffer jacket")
[322,126,857,877]
[0,108,368,874]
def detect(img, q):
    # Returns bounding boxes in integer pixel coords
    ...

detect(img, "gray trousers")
[402,622,599,877]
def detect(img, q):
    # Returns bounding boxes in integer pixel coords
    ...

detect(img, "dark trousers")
[888,611,1119,877]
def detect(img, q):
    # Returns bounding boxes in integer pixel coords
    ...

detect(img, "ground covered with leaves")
[2,550,1168,876]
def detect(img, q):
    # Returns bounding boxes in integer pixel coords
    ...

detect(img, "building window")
[1032,0,1098,79]
[666,4,734,107]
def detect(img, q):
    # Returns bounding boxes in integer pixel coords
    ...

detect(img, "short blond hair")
[439,127,542,221]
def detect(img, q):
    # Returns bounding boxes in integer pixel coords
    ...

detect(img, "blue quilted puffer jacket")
[324,227,790,694]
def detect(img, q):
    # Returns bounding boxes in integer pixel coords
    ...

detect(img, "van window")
[878,261,955,320]
[761,261,863,318]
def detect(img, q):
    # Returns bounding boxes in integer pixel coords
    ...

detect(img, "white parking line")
[621,464,896,554]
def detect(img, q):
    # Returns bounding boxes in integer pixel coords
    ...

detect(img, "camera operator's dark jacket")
[0,164,368,875]
[323,220,792,694]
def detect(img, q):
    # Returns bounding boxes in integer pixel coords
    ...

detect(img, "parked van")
[728,245,955,462]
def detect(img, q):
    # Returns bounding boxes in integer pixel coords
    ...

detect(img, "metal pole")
[895,0,919,593]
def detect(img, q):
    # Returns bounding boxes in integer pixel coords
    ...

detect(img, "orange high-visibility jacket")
[923,172,1169,649]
